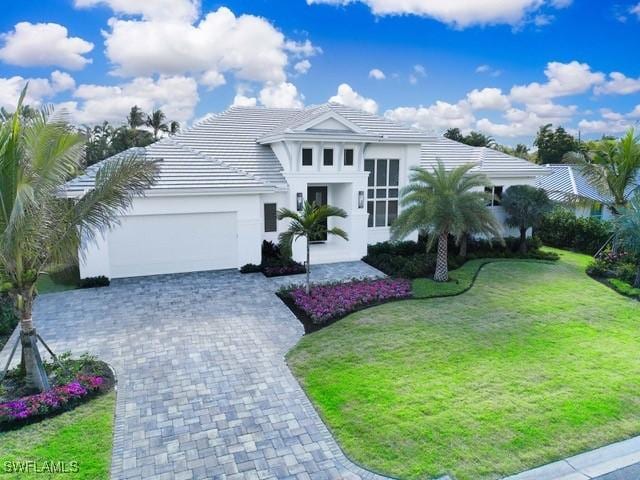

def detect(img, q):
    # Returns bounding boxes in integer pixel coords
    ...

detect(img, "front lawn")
[287,250,640,480]
[0,391,116,479]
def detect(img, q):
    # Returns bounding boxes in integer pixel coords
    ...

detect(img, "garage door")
[108,212,238,278]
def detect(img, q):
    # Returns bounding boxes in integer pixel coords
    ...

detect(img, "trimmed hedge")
[538,207,613,255]
[240,240,306,277]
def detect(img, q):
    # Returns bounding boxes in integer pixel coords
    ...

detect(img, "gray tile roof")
[420,137,549,177]
[65,104,548,195]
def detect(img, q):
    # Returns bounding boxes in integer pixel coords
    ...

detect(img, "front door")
[307,186,328,242]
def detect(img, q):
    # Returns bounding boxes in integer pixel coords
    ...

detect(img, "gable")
[295,110,365,134]
[308,117,353,131]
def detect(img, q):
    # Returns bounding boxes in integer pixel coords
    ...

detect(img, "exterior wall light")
[297,193,304,211]
[358,191,365,209]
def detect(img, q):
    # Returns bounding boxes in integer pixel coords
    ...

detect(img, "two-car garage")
[106,212,239,278]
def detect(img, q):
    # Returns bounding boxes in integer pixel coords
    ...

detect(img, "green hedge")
[537,207,612,255]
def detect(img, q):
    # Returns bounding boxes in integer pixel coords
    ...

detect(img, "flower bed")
[280,278,412,332]
[0,374,107,430]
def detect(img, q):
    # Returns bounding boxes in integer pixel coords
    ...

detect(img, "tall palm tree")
[613,193,640,287]
[126,105,145,130]
[146,109,169,140]
[169,121,180,135]
[564,128,640,213]
[0,88,158,392]
[278,201,348,294]
[391,161,498,282]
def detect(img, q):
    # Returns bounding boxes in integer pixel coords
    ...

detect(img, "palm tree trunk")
[519,227,528,254]
[434,233,449,282]
[306,240,311,295]
[459,235,468,258]
[17,291,50,392]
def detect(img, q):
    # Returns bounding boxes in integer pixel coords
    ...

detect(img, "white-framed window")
[323,148,334,166]
[365,158,399,227]
[264,203,277,232]
[302,148,313,167]
[343,148,354,166]
[485,186,503,206]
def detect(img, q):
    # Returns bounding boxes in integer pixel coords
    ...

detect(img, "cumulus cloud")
[329,83,378,114]
[0,71,76,110]
[629,105,640,118]
[259,82,304,109]
[294,59,312,75]
[0,22,94,70]
[369,68,386,80]
[510,61,604,104]
[466,88,511,111]
[385,101,475,132]
[74,0,199,21]
[306,0,572,28]
[58,76,199,125]
[594,72,640,95]
[232,94,258,107]
[98,6,318,90]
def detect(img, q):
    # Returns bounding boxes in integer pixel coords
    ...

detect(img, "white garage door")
[108,212,238,278]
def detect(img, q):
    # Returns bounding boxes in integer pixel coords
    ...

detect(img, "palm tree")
[277,201,348,294]
[501,185,553,253]
[391,161,498,282]
[126,105,145,130]
[613,193,640,287]
[564,128,640,213]
[0,87,158,392]
[169,121,180,135]
[146,109,169,140]
[458,199,504,257]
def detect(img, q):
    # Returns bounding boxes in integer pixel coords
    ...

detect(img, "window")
[302,148,313,166]
[485,186,503,206]
[590,202,603,218]
[366,159,400,227]
[344,148,354,166]
[323,148,334,166]
[264,203,277,232]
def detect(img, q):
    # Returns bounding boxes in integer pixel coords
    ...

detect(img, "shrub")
[79,276,110,289]
[284,278,412,324]
[607,278,640,299]
[263,263,306,277]
[538,207,613,255]
[240,263,262,274]
[0,295,18,337]
[49,265,80,286]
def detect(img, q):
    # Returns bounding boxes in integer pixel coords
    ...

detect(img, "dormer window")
[344,148,354,166]
[323,148,334,166]
[302,148,313,166]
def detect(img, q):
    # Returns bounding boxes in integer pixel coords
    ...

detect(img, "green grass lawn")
[287,250,640,480]
[0,392,116,479]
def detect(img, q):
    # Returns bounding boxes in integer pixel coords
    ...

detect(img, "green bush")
[240,263,262,274]
[538,207,612,255]
[49,265,80,286]
[79,276,110,289]
[0,294,18,337]
[607,278,640,299]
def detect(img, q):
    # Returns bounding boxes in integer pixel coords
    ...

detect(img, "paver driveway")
[1,262,388,480]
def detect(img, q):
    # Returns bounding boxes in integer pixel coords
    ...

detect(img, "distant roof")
[65,104,548,195]
[420,137,549,177]
[536,164,640,204]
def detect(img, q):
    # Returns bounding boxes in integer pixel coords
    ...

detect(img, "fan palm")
[502,185,553,253]
[613,193,640,287]
[391,161,499,282]
[564,128,640,213]
[0,87,158,391]
[146,109,169,140]
[278,201,348,294]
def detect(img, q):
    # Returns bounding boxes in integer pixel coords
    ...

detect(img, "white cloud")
[0,71,76,110]
[385,101,475,132]
[510,61,604,103]
[369,68,386,80]
[466,88,511,111]
[59,75,199,125]
[232,93,257,107]
[0,22,93,70]
[577,118,632,134]
[259,82,304,109]
[329,83,378,114]
[629,105,640,119]
[74,0,199,21]
[475,64,502,77]
[294,59,312,75]
[409,64,427,84]
[306,0,571,28]
[631,3,640,18]
[100,6,319,88]
[594,72,640,95]
[200,70,226,90]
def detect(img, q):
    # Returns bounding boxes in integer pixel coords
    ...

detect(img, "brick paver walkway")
[1,262,389,480]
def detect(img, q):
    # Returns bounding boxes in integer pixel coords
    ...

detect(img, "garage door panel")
[108,212,238,278]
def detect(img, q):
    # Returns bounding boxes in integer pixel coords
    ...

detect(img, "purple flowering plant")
[0,374,104,425]
[286,277,412,324]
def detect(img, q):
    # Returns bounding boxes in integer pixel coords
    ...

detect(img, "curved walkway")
[1,262,389,480]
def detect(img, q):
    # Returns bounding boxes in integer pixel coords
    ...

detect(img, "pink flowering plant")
[286,278,412,324]
[0,374,104,427]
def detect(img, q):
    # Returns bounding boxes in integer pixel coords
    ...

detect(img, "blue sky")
[1,0,640,145]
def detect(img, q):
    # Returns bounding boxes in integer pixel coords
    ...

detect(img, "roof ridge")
[566,164,579,196]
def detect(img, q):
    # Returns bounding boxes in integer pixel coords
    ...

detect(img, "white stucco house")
[66,103,548,279]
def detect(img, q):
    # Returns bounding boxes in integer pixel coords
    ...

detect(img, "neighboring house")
[65,103,548,279]
[536,164,640,220]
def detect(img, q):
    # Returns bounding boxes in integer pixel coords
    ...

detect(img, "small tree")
[391,161,499,282]
[277,201,348,294]
[613,193,640,287]
[502,185,552,253]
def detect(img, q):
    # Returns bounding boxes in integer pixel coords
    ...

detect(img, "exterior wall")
[80,193,264,279]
